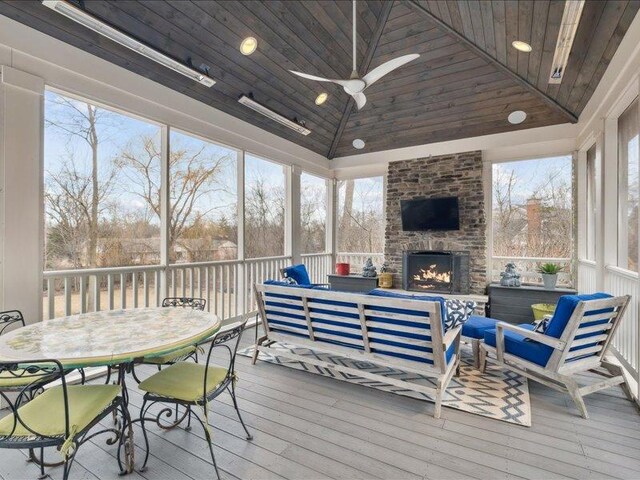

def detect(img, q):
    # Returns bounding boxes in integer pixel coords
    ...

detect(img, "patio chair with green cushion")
[129,297,207,384]
[137,319,252,479]
[0,359,128,480]
[479,293,633,419]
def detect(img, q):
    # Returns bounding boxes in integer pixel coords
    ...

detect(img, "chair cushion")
[484,324,553,366]
[366,290,448,329]
[143,345,197,365]
[0,384,120,438]
[0,370,35,388]
[462,315,499,339]
[545,292,612,339]
[281,264,312,285]
[138,362,228,402]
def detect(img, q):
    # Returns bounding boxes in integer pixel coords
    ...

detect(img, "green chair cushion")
[0,384,120,438]
[0,370,34,388]
[138,362,228,402]
[143,345,197,365]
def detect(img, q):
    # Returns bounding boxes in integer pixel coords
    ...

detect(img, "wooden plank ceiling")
[1,0,638,159]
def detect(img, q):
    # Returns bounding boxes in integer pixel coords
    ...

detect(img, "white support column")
[286,164,302,265]
[236,149,246,315]
[328,178,338,268]
[601,118,618,290]
[0,66,45,323]
[159,125,170,301]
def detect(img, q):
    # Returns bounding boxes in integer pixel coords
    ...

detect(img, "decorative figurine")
[500,262,521,287]
[378,262,393,288]
[362,257,377,277]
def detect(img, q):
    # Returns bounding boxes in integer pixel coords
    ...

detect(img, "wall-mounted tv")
[401,196,460,231]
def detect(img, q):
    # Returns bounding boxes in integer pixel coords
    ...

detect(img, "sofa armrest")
[495,322,566,363]
[443,325,462,351]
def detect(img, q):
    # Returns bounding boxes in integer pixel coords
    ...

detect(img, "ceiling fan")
[290,0,420,110]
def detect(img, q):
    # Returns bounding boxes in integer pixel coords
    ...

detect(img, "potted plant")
[537,263,563,290]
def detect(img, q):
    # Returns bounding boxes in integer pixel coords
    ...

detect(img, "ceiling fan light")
[512,40,532,52]
[352,138,365,149]
[508,110,527,125]
[315,93,328,105]
[240,37,258,55]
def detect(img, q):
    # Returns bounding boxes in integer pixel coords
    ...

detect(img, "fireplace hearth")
[403,251,470,294]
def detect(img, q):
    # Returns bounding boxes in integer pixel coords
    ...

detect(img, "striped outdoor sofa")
[253,281,461,417]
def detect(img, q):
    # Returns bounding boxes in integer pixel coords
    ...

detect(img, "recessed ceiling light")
[512,40,532,53]
[508,110,527,124]
[315,92,328,105]
[240,37,258,55]
[353,139,365,149]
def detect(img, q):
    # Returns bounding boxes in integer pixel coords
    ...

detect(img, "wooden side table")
[327,274,378,293]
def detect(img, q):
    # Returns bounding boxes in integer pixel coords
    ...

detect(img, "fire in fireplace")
[403,251,470,294]
[412,264,452,290]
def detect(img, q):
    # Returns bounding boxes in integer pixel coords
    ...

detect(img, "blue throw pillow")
[444,299,477,330]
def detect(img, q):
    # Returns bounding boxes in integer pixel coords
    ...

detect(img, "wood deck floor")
[1,328,640,480]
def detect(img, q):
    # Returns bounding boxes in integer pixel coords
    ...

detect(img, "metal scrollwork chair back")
[137,318,252,479]
[0,359,129,480]
[0,310,25,336]
[161,297,207,311]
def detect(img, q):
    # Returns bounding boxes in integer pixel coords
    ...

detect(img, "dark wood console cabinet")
[488,283,577,324]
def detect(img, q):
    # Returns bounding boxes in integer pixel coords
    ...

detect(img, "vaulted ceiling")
[1,1,638,159]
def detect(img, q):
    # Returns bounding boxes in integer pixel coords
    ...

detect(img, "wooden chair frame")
[479,295,633,418]
[253,283,461,418]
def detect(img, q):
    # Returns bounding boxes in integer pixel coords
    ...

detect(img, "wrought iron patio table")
[0,307,221,474]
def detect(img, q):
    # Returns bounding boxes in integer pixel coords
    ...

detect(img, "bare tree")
[337,179,384,253]
[45,96,118,268]
[116,135,236,262]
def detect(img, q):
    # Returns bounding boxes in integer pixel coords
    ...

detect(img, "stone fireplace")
[384,151,486,295]
[403,250,470,294]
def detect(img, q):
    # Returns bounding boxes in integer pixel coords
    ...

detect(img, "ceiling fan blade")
[290,70,353,88]
[352,92,367,110]
[362,54,420,88]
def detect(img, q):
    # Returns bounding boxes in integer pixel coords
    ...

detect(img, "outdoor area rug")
[239,342,532,426]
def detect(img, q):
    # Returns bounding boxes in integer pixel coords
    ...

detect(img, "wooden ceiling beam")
[327,0,395,159]
[407,1,579,124]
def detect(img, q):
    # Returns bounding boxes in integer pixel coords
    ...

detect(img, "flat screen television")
[400,196,460,231]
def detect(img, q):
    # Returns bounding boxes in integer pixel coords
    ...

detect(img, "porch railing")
[605,265,639,396]
[336,252,385,271]
[43,255,292,321]
[491,256,573,287]
[577,259,597,293]
[301,253,333,283]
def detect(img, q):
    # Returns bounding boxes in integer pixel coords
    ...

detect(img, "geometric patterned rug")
[239,342,531,427]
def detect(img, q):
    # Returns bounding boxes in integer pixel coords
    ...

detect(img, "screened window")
[337,176,385,253]
[492,156,573,260]
[300,173,328,254]
[618,98,639,271]
[44,90,162,270]
[245,154,286,258]
[167,130,238,263]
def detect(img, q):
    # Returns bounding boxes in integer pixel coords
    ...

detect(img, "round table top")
[0,307,221,368]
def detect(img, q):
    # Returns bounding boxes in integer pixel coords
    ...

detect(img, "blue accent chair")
[479,293,632,418]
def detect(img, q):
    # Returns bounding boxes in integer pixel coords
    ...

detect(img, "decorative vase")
[335,263,350,276]
[542,273,557,290]
[378,272,393,289]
